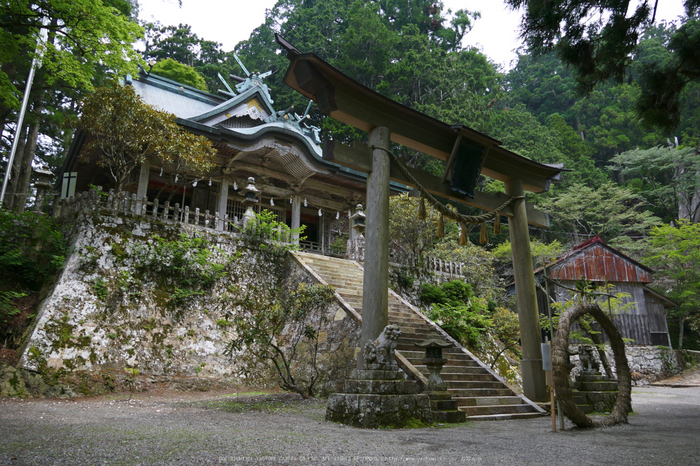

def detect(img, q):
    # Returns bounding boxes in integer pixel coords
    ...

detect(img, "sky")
[138,0,688,70]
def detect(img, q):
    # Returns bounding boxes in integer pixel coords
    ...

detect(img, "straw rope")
[372,146,524,225]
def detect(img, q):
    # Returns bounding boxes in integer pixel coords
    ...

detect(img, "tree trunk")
[678,314,685,350]
[4,124,27,210]
[13,100,42,213]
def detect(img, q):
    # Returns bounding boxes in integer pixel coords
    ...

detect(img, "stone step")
[460,404,537,416]
[423,372,497,382]
[465,412,544,421]
[394,327,440,335]
[297,252,538,421]
[578,404,595,414]
[403,357,481,367]
[574,381,619,391]
[444,380,506,389]
[577,374,613,382]
[448,388,515,397]
[455,396,525,407]
[389,315,427,323]
[409,368,486,381]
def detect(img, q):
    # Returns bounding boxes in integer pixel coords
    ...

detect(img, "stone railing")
[299,240,346,258]
[390,251,467,278]
[346,238,467,278]
[53,189,292,243]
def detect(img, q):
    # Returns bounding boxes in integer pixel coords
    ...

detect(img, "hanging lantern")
[437,215,445,238]
[418,196,427,220]
[174,174,179,184]
[459,223,468,246]
[159,167,163,177]
[318,208,322,216]
[233,181,238,190]
[290,196,293,203]
[304,198,308,207]
[494,214,501,235]
[336,211,340,220]
[192,180,198,187]
[479,222,488,244]
[208,177,212,186]
[270,198,274,206]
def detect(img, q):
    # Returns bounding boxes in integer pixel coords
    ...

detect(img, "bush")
[421,280,492,349]
[0,210,66,291]
[427,303,492,349]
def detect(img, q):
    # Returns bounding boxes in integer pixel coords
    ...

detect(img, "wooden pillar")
[136,161,150,215]
[320,213,325,252]
[506,178,547,401]
[217,178,229,231]
[291,195,302,244]
[359,126,391,368]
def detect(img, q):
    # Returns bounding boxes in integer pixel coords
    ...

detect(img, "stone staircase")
[294,252,545,421]
[573,374,621,413]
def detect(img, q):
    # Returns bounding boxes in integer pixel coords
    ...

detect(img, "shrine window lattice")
[226,199,286,231]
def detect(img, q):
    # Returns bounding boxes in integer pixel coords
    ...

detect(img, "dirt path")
[652,366,700,387]
[1,386,699,465]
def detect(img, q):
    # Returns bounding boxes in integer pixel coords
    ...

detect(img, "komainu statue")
[579,345,601,375]
[363,324,401,370]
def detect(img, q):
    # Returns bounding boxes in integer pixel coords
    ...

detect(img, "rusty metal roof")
[542,237,654,283]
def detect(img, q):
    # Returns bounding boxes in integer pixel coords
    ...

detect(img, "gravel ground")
[1,385,699,466]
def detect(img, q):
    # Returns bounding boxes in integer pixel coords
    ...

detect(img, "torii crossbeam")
[277,34,562,402]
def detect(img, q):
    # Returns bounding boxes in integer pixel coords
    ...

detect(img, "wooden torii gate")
[276,35,562,402]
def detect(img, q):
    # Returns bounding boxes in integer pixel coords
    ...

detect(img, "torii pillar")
[506,178,547,401]
[358,126,391,368]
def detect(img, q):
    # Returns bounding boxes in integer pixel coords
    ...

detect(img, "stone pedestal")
[425,391,466,423]
[420,356,466,423]
[326,367,433,428]
[573,374,622,413]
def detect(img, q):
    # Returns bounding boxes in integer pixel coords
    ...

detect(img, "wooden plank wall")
[549,281,653,345]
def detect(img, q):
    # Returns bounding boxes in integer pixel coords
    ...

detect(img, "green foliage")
[143,22,225,90]
[243,210,305,252]
[421,280,491,349]
[608,145,700,223]
[0,0,143,112]
[151,58,208,91]
[226,282,336,399]
[426,303,491,350]
[170,287,206,305]
[135,233,225,290]
[541,181,662,256]
[644,221,700,349]
[92,278,107,301]
[0,209,66,291]
[389,193,441,258]
[420,280,473,308]
[505,0,700,131]
[80,83,217,191]
[491,307,520,350]
[0,290,26,325]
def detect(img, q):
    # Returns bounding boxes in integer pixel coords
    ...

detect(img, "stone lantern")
[241,177,260,228]
[33,165,54,214]
[350,203,366,235]
[417,337,466,423]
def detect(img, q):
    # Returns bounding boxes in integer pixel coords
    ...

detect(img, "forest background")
[1,1,699,352]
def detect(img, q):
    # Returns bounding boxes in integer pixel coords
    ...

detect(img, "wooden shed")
[534,237,675,347]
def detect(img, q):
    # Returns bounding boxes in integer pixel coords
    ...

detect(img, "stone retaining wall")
[12,210,359,397]
[569,345,680,385]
